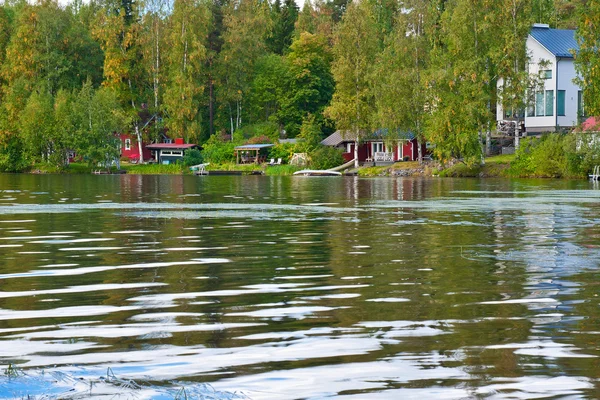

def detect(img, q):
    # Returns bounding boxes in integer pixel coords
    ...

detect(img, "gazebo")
[234,144,274,164]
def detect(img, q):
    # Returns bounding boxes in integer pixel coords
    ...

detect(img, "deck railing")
[374,152,394,162]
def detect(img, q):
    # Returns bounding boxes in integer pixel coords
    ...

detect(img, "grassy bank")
[438,154,515,178]
[123,163,188,175]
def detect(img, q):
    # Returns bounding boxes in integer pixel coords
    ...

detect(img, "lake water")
[1,174,600,399]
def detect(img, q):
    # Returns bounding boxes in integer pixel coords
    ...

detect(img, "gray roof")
[234,144,274,151]
[321,130,362,146]
[321,129,415,146]
[530,25,578,58]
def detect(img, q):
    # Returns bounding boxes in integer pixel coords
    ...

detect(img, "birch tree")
[426,0,495,165]
[163,0,211,143]
[218,0,271,136]
[374,0,431,163]
[325,0,378,168]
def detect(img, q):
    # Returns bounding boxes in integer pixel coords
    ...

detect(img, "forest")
[0,0,593,171]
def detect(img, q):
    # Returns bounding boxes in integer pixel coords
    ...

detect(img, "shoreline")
[19,154,590,180]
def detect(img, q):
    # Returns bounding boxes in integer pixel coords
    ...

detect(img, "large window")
[532,90,554,117]
[535,92,544,116]
[557,90,565,116]
[545,90,554,116]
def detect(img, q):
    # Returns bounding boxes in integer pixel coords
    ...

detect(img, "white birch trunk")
[136,124,144,163]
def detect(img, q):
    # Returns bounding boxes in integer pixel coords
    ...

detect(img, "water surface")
[1,174,600,399]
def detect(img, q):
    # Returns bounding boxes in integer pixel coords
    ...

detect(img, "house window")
[542,70,552,79]
[346,143,352,153]
[125,139,131,150]
[533,90,554,117]
[557,90,565,116]
[535,92,544,116]
[545,90,554,116]
[372,142,384,153]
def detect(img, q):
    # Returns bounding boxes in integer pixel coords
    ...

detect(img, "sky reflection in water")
[0,175,599,398]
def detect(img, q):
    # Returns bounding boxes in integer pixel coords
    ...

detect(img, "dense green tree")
[426,0,497,165]
[71,82,127,167]
[374,0,431,162]
[279,32,334,136]
[163,0,211,144]
[295,0,336,42]
[493,0,533,151]
[217,0,271,135]
[140,0,169,111]
[19,90,55,164]
[326,0,378,168]
[247,53,288,124]
[268,0,298,54]
[53,88,76,168]
[2,1,74,95]
[575,0,600,117]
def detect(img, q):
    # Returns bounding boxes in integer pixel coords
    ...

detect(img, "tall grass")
[264,164,301,175]
[123,163,187,175]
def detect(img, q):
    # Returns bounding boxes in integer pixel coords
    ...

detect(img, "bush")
[269,142,296,163]
[309,145,344,170]
[201,135,237,164]
[183,148,203,167]
[508,133,594,178]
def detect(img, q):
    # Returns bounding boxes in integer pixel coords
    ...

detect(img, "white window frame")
[372,142,385,154]
[125,138,131,151]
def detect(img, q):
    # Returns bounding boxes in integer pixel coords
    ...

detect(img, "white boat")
[293,170,342,176]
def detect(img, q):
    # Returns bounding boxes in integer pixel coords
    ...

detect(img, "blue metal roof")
[530,26,578,58]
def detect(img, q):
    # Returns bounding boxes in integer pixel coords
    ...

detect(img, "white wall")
[557,59,580,128]
[525,36,556,131]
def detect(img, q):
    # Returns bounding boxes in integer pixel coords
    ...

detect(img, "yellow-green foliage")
[508,134,591,178]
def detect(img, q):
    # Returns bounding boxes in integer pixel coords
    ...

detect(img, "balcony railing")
[374,152,394,162]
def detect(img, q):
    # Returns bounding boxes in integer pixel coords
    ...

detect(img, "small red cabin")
[321,130,430,166]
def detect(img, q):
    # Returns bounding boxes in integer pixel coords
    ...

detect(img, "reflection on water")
[1,174,600,399]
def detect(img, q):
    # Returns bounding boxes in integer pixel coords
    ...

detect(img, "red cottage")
[321,130,430,166]
[119,133,152,163]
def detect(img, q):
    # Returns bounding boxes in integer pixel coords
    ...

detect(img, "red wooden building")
[321,130,430,165]
[119,133,152,163]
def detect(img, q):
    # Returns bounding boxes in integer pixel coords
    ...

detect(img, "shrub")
[269,142,296,163]
[509,133,594,178]
[309,145,344,170]
[201,135,237,164]
[183,148,203,167]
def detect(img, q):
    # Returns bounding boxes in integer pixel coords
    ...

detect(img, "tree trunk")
[136,123,144,163]
[485,125,491,156]
[229,103,234,140]
[354,139,359,169]
[209,73,214,137]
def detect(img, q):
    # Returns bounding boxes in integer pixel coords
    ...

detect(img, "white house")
[497,24,583,135]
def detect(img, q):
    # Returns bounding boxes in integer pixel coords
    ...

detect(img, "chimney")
[175,138,184,145]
